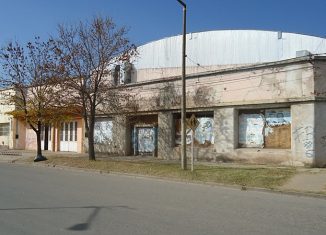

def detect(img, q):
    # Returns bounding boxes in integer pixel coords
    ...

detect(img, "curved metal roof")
[133,30,326,69]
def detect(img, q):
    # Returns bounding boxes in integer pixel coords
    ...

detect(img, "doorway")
[60,121,78,152]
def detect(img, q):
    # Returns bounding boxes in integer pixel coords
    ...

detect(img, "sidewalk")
[1,149,326,196]
[0,149,87,162]
[279,168,326,194]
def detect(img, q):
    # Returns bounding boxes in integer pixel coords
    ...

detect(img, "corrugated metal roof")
[133,30,326,69]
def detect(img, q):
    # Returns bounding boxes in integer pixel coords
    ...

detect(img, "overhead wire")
[129,76,310,98]
[125,65,313,95]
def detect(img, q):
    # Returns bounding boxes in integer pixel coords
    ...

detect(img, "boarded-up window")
[264,108,291,148]
[94,119,113,144]
[137,127,156,153]
[239,113,264,148]
[175,113,214,147]
[239,108,291,149]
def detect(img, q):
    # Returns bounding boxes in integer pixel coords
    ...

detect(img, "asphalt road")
[0,163,325,235]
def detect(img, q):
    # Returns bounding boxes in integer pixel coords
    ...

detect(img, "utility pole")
[177,0,187,170]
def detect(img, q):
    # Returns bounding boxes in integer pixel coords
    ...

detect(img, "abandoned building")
[2,30,326,166]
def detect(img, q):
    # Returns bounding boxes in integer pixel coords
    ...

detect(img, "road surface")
[0,163,325,235]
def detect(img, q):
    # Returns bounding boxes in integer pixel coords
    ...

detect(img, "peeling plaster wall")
[157,112,173,159]
[86,116,130,155]
[133,64,246,83]
[131,62,315,112]
[291,103,315,164]
[214,108,236,155]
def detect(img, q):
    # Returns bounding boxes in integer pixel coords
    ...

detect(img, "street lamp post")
[177,0,187,170]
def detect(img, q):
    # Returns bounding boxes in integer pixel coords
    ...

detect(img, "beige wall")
[131,64,248,83]
[14,120,27,150]
[76,119,84,153]
[17,118,84,153]
[25,126,37,150]
[128,61,315,112]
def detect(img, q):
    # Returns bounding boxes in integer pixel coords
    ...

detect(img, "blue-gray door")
[137,127,155,154]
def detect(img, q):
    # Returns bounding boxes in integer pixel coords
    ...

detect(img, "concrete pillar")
[291,103,315,164]
[214,108,237,157]
[314,102,326,167]
[54,123,60,152]
[158,112,173,159]
[112,115,130,155]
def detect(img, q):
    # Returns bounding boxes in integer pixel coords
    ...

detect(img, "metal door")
[136,127,156,154]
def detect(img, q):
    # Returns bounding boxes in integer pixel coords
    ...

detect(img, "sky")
[0,0,325,47]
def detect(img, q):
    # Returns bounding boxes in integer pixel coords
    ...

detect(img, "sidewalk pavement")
[279,168,326,194]
[1,149,326,196]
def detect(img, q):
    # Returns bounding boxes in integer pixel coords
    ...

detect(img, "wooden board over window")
[264,125,291,148]
[264,108,291,148]
[238,108,291,149]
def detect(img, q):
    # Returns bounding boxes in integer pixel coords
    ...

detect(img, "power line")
[131,76,309,98]
[125,65,313,94]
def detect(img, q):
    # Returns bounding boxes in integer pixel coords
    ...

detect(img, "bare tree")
[0,38,65,161]
[54,16,136,160]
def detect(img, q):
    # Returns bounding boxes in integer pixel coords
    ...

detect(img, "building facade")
[4,30,326,166]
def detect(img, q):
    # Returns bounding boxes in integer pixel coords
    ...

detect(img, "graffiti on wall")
[136,127,156,153]
[239,113,264,147]
[195,118,215,145]
[94,120,113,144]
[175,117,214,146]
[293,125,314,158]
[265,109,291,127]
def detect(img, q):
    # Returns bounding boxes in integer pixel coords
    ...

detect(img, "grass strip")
[22,156,296,189]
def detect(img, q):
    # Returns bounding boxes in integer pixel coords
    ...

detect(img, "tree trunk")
[36,122,42,157]
[88,112,96,161]
[44,125,49,150]
[34,121,47,162]
[88,128,95,161]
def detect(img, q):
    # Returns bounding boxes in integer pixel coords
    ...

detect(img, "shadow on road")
[67,207,101,231]
[0,205,136,231]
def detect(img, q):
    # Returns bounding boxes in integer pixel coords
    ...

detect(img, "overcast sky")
[0,0,325,46]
